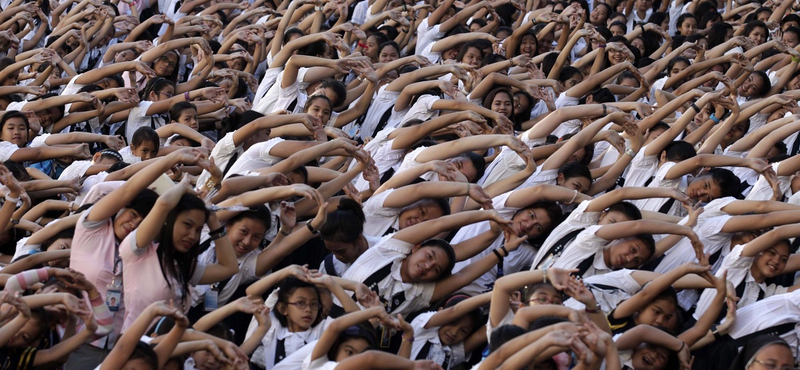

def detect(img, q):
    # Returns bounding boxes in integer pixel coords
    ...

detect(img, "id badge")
[204,289,219,311]
[379,323,395,348]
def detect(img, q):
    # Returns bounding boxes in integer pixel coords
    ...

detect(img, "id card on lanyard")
[106,258,123,311]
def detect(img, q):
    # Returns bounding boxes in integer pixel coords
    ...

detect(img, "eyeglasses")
[157,56,178,69]
[286,301,320,310]
[752,360,798,370]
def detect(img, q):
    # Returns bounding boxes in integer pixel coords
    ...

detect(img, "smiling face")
[511,207,554,239]
[402,245,451,283]
[738,74,766,98]
[172,209,206,253]
[752,242,790,281]
[491,91,513,118]
[590,5,608,25]
[228,217,267,257]
[2,116,27,147]
[379,45,400,63]
[305,96,332,124]
[679,17,697,35]
[632,343,671,370]
[605,237,652,269]
[438,315,475,346]
[749,26,768,45]
[461,46,482,68]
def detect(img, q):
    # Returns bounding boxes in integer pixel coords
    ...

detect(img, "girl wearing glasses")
[242,265,364,370]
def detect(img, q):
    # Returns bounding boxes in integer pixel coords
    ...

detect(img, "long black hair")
[156,194,209,297]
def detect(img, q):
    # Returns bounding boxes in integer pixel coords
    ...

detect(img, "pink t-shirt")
[120,229,206,331]
[69,207,125,348]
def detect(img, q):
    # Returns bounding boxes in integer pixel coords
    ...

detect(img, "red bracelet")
[358,41,368,49]
[585,307,598,314]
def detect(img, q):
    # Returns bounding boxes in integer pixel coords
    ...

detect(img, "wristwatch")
[624,147,636,158]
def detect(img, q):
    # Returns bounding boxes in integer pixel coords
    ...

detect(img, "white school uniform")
[450,191,536,295]
[339,237,436,316]
[362,189,405,237]
[274,340,317,370]
[551,225,614,278]
[349,128,405,192]
[693,244,789,320]
[245,312,331,370]
[125,101,166,141]
[410,312,468,369]
[197,131,244,186]
[724,291,800,359]
[563,269,641,313]
[223,138,285,179]
[531,200,603,270]
[479,137,546,186]
[630,162,688,217]
[318,235,384,277]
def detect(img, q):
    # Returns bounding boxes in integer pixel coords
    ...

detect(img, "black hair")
[107,161,130,173]
[647,11,667,26]
[675,13,697,35]
[699,11,722,29]
[750,70,772,99]
[320,198,364,243]
[662,141,697,162]
[141,77,175,101]
[418,238,457,279]
[594,2,613,24]
[482,87,515,120]
[304,94,333,117]
[580,87,616,104]
[460,151,487,182]
[470,18,488,28]
[495,26,513,37]
[0,111,30,143]
[128,341,158,370]
[515,201,564,245]
[221,110,265,137]
[558,66,582,85]
[42,229,74,252]
[283,28,305,45]
[635,233,656,261]
[328,323,377,361]
[290,165,309,184]
[704,168,743,199]
[782,14,800,29]
[131,126,160,150]
[319,79,347,107]
[226,205,271,235]
[456,41,486,65]
[606,201,643,220]
[156,194,209,298]
[707,22,734,48]
[377,41,400,58]
[126,189,159,220]
[169,135,200,147]
[609,20,628,34]
[168,102,197,123]
[274,277,323,327]
[743,20,768,40]
[442,294,484,332]
[481,53,507,68]
[559,161,593,182]
[488,325,526,353]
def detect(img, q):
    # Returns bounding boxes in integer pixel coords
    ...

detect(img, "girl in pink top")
[121,177,239,330]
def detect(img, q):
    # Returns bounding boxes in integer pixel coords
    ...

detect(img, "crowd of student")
[3,0,800,368]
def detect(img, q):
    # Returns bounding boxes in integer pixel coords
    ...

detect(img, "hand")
[502,228,528,252]
[279,201,297,233]
[546,267,577,290]
[253,305,271,329]
[72,143,91,159]
[563,276,597,307]
[467,184,493,210]
[234,296,263,314]
[413,360,444,370]
[747,158,772,173]
[133,61,157,79]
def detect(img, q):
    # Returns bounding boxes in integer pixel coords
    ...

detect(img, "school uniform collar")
[276,326,314,342]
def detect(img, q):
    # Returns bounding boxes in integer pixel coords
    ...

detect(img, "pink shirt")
[69,207,125,348]
[120,229,205,331]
